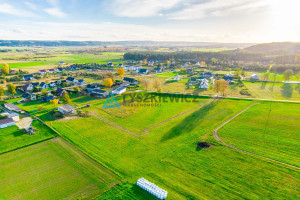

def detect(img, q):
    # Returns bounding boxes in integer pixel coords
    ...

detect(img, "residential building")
[39,70,46,75]
[40,82,48,89]
[123,77,136,83]
[250,74,259,80]
[137,68,148,74]
[23,74,33,81]
[91,89,109,98]
[78,79,86,84]
[47,69,55,73]
[66,77,77,84]
[173,75,182,81]
[87,83,100,93]
[56,88,66,96]
[21,83,33,92]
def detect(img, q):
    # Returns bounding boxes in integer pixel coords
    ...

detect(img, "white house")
[112,86,126,95]
[47,69,55,73]
[0,118,15,129]
[200,80,209,89]
[21,83,33,92]
[226,72,234,78]
[66,77,77,84]
[173,75,182,81]
[49,82,56,87]
[250,74,259,80]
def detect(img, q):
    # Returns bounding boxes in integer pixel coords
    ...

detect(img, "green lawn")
[0,120,57,154]
[50,98,300,199]
[0,137,118,200]
[244,81,300,100]
[218,102,300,167]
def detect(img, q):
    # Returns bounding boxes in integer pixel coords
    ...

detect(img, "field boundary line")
[34,116,122,179]
[90,111,140,137]
[213,103,300,171]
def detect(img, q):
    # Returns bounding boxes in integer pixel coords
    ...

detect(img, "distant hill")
[0,40,251,48]
[244,42,300,55]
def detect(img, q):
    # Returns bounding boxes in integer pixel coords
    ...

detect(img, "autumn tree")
[50,99,59,107]
[2,63,9,75]
[0,85,4,99]
[166,60,171,66]
[211,58,217,64]
[73,86,80,92]
[153,78,162,91]
[283,69,294,81]
[104,78,113,87]
[7,83,16,96]
[117,68,125,77]
[213,79,229,96]
[141,78,152,91]
[41,89,48,96]
[62,91,71,104]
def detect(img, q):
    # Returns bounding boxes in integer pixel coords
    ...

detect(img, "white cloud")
[168,0,268,20]
[110,0,183,17]
[44,7,67,18]
[25,1,38,10]
[0,3,35,17]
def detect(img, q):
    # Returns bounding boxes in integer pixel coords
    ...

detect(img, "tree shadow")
[281,83,293,98]
[260,82,267,89]
[13,131,24,137]
[160,102,216,142]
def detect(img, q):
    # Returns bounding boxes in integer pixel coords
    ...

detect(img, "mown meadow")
[48,97,299,199]
[218,102,300,167]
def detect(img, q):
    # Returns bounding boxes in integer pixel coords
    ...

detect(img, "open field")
[0,137,118,200]
[218,102,300,167]
[244,81,300,100]
[49,98,300,199]
[244,71,299,82]
[0,120,57,154]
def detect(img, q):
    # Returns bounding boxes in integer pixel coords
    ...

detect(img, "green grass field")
[218,102,300,167]
[0,137,118,200]
[244,81,300,100]
[49,98,300,199]
[0,120,57,154]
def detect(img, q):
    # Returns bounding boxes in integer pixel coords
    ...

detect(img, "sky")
[0,0,300,43]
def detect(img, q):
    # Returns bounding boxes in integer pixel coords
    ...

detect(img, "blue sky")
[0,0,299,42]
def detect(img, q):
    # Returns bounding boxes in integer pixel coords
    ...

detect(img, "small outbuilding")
[58,105,76,115]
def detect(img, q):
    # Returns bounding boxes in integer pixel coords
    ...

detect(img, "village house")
[47,69,55,73]
[87,83,100,93]
[199,79,209,89]
[21,83,33,92]
[91,89,109,98]
[23,74,33,81]
[69,66,78,71]
[186,68,193,73]
[203,72,213,78]
[10,70,16,74]
[78,79,86,85]
[0,118,15,129]
[56,88,66,96]
[40,82,48,90]
[22,92,36,101]
[173,75,182,81]
[137,68,148,74]
[66,77,77,84]
[32,82,39,88]
[39,70,46,75]
[148,60,154,66]
[153,67,163,73]
[190,77,197,83]
[118,63,123,67]
[107,61,113,67]
[49,82,56,87]
[58,105,76,115]
[112,86,126,95]
[55,80,62,85]
[42,95,54,102]
[58,61,64,65]
[56,68,63,72]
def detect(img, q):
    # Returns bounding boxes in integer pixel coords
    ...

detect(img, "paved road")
[213,103,300,171]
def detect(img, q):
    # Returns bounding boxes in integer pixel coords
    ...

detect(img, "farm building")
[4,103,22,112]
[137,68,148,74]
[173,75,181,81]
[58,105,76,115]
[112,86,126,95]
[56,88,66,96]
[7,113,20,122]
[91,89,109,98]
[0,118,15,129]
[250,74,260,80]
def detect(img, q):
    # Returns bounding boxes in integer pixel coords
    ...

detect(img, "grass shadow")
[160,101,216,142]
[13,130,24,137]
[281,83,293,98]
[260,82,267,89]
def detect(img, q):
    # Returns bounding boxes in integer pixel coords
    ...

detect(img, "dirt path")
[141,99,215,135]
[213,103,300,171]
[90,111,140,137]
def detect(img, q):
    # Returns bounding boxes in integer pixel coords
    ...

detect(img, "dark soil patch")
[197,141,212,149]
